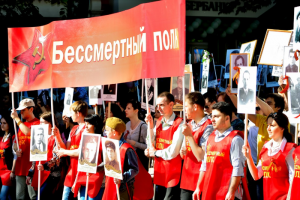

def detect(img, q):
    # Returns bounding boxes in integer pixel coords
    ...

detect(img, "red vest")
[260,142,296,200]
[291,145,300,200]
[202,130,250,200]
[64,125,85,187]
[154,116,183,188]
[180,118,212,191]
[0,135,15,186]
[73,137,104,198]
[31,135,56,190]
[15,118,40,176]
[102,143,153,200]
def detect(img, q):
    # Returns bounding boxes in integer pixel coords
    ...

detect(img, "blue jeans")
[0,185,10,200]
[62,186,77,200]
[79,186,104,200]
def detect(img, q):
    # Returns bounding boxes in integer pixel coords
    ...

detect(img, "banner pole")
[11,92,19,150]
[145,79,152,148]
[182,75,186,150]
[153,184,156,200]
[95,104,98,115]
[50,88,59,149]
[296,124,298,145]
[108,102,111,118]
[116,183,120,200]
[85,173,89,200]
[38,161,41,200]
[244,114,248,145]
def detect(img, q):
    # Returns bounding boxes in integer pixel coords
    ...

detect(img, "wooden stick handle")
[11,92,19,150]
[116,183,120,200]
[85,173,89,200]
[38,161,41,200]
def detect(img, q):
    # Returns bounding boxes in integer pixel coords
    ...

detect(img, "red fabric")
[180,119,211,191]
[31,135,56,190]
[102,143,153,200]
[291,146,300,200]
[294,50,299,61]
[15,118,40,176]
[0,135,15,186]
[64,125,85,187]
[279,76,289,95]
[73,138,104,198]
[154,116,183,188]
[260,142,296,200]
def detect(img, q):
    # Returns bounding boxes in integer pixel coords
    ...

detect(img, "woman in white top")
[243,112,296,200]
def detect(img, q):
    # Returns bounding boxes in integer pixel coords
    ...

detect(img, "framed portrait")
[102,84,118,101]
[229,53,250,94]
[170,73,192,111]
[283,46,299,75]
[293,6,300,51]
[185,64,195,92]
[287,73,300,123]
[89,85,103,105]
[237,67,257,114]
[201,60,209,94]
[266,66,279,88]
[208,54,218,88]
[240,40,257,65]
[219,65,227,92]
[102,137,123,180]
[78,133,101,174]
[225,49,240,74]
[272,66,283,77]
[30,124,48,161]
[63,87,74,117]
[258,29,293,66]
[141,78,156,112]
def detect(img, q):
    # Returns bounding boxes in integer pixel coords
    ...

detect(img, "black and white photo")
[102,84,118,101]
[201,60,209,94]
[141,78,156,112]
[89,85,103,105]
[230,53,249,94]
[30,124,48,161]
[63,87,74,117]
[208,55,218,87]
[287,73,300,123]
[240,40,257,64]
[293,6,300,50]
[102,137,122,180]
[272,66,283,77]
[266,66,279,88]
[257,65,267,86]
[219,65,227,92]
[238,67,257,114]
[283,46,299,75]
[78,133,101,173]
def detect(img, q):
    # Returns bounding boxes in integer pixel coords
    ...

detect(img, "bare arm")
[242,144,259,180]
[11,108,31,135]
[52,126,67,149]
[192,171,205,200]
[256,97,273,116]
[225,176,241,200]
[186,136,204,161]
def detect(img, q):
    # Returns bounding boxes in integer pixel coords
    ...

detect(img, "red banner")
[8,0,185,92]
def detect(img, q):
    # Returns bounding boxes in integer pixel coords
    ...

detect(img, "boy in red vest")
[54,100,88,200]
[193,102,248,200]
[102,117,139,200]
[145,92,184,200]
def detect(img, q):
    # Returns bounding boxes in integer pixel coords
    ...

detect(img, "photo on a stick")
[78,133,101,174]
[170,73,192,111]
[102,137,122,180]
[30,124,48,161]
[141,78,156,112]
[237,67,257,114]
[208,55,218,87]
[63,87,74,117]
[230,53,250,94]
[293,6,300,51]
[266,66,279,88]
[201,60,209,94]
[102,84,118,101]
[283,46,299,75]
[219,65,228,92]
[240,40,257,64]
[89,85,103,105]
[272,66,283,77]
[287,73,300,123]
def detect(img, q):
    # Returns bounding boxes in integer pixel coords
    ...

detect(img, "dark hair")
[266,93,284,113]
[158,92,175,103]
[185,92,205,109]
[297,11,300,19]
[126,99,141,111]
[1,113,14,134]
[40,112,58,128]
[212,102,232,121]
[203,90,217,103]
[235,55,245,66]
[216,92,226,102]
[110,103,126,122]
[84,114,102,135]
[267,113,293,142]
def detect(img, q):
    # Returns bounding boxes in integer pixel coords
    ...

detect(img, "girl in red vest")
[243,112,296,200]
[290,144,300,200]
[179,92,213,199]
[0,114,15,199]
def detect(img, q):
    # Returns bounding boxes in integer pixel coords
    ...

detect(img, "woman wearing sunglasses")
[243,112,295,200]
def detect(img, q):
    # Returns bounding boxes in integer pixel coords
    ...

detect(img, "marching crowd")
[0,76,300,200]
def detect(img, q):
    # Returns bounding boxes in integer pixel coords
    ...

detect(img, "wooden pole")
[182,75,186,150]
[38,161,41,200]
[11,92,19,150]
[145,79,152,147]
[108,102,111,118]
[296,124,299,145]
[95,104,98,115]
[244,114,248,145]
[50,89,59,149]
[85,173,89,200]
[116,184,120,200]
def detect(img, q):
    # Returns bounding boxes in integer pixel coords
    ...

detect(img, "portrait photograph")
[89,85,103,105]
[102,84,118,101]
[141,78,156,112]
[287,73,300,123]
[283,46,299,75]
[237,67,257,114]
[240,40,257,64]
[293,6,300,51]
[201,71,208,94]
[208,56,218,87]
[30,124,48,161]
[63,87,74,117]
[266,66,279,88]
[194,49,204,63]
[257,65,267,86]
[78,133,101,174]
[230,53,250,94]
[225,49,240,70]
[272,66,283,77]
[102,137,123,180]
[219,65,228,92]
[170,73,192,111]
[258,29,292,66]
